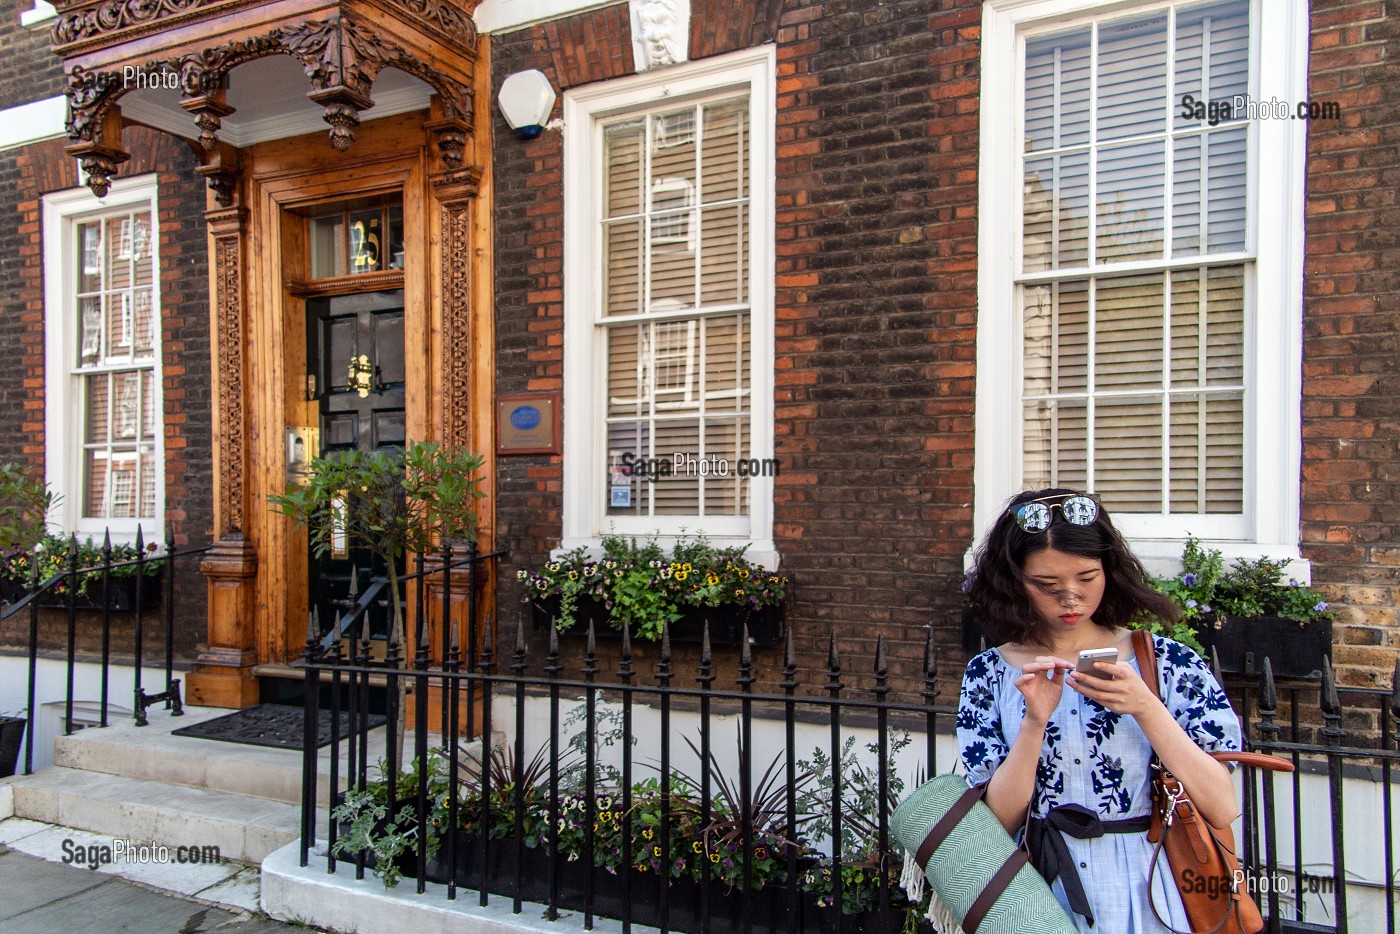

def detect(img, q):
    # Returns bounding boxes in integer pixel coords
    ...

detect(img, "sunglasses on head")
[1009,494,1099,533]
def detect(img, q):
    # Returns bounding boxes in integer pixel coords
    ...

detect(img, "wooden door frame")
[247,121,433,666]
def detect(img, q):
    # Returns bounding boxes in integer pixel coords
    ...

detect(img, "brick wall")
[1302,0,1400,689]
[490,0,983,698]
[0,129,212,661]
[0,7,64,110]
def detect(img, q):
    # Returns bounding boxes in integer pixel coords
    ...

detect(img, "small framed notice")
[497,392,561,455]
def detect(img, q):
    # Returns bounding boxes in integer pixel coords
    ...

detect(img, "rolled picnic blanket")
[890,774,1077,934]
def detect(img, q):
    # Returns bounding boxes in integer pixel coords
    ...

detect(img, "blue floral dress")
[956,634,1241,933]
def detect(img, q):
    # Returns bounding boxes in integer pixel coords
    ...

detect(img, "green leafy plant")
[0,464,59,555]
[521,532,788,641]
[673,728,816,892]
[1149,535,1332,633]
[332,786,425,890]
[268,442,485,760]
[797,732,928,921]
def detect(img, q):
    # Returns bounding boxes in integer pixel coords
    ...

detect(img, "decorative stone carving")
[630,0,689,70]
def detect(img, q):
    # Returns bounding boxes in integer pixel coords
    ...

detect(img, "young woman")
[957,488,1241,932]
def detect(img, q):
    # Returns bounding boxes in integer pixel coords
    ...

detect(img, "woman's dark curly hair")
[966,488,1179,648]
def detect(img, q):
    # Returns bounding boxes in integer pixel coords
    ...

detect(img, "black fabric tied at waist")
[1026,804,1152,928]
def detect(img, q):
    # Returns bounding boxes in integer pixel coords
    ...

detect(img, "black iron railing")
[0,527,213,775]
[302,616,1400,934]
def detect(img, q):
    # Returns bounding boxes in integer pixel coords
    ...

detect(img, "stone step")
[8,766,325,865]
[50,705,453,806]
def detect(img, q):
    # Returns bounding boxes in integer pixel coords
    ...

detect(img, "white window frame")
[43,176,164,545]
[561,46,776,563]
[975,0,1309,575]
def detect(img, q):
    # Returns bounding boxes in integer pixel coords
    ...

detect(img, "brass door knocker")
[347,353,375,397]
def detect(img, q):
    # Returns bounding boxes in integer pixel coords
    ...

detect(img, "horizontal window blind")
[1020,0,1250,516]
[601,97,752,519]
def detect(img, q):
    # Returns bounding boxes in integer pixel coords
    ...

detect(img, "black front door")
[306,290,406,651]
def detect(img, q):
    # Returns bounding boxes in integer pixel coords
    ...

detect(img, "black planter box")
[531,594,784,647]
[0,715,26,778]
[1194,614,1334,679]
[423,833,919,933]
[2,572,162,611]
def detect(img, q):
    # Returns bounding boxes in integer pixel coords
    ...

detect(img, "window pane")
[607,420,649,516]
[1095,274,1164,391]
[699,204,745,305]
[133,288,155,356]
[702,315,745,414]
[1174,0,1250,132]
[79,221,102,293]
[1173,126,1247,254]
[84,451,107,517]
[78,295,102,365]
[1096,140,1165,263]
[106,216,132,289]
[1095,395,1164,511]
[604,219,643,317]
[1171,266,1244,388]
[702,418,744,515]
[1024,150,1089,271]
[701,101,746,203]
[1204,393,1244,512]
[1097,12,1168,142]
[85,374,109,444]
[607,324,643,418]
[1023,398,1088,490]
[1025,29,1091,153]
[605,121,644,218]
[653,419,700,514]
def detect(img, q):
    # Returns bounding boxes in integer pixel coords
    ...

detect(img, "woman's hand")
[1014,657,1071,725]
[1066,660,1163,717]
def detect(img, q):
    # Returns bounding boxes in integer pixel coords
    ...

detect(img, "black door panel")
[306,290,407,649]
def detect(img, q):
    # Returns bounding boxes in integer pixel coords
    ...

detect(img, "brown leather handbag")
[1131,629,1294,934]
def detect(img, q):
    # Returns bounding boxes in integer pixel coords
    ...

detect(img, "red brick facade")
[490,0,1400,696]
[1302,0,1400,688]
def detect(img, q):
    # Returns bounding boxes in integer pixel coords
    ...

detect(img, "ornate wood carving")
[433,166,481,450]
[384,0,479,54]
[208,208,248,534]
[54,0,215,46]
[63,14,474,182]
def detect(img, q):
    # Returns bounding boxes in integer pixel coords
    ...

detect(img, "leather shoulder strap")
[1131,629,1160,701]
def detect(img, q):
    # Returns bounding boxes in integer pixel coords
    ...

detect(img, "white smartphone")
[1075,648,1118,678]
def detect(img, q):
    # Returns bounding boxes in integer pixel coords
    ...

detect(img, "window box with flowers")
[521,535,788,647]
[1,534,163,611]
[1147,537,1334,680]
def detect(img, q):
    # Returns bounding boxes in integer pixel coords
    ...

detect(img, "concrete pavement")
[0,817,330,933]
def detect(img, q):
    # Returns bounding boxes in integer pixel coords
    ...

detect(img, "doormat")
[172,704,385,750]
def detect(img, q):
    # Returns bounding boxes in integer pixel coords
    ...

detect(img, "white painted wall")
[0,656,170,770]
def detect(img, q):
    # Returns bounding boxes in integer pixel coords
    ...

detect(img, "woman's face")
[1020,547,1106,633]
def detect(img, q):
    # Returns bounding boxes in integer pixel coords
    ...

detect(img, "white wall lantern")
[497,70,556,140]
